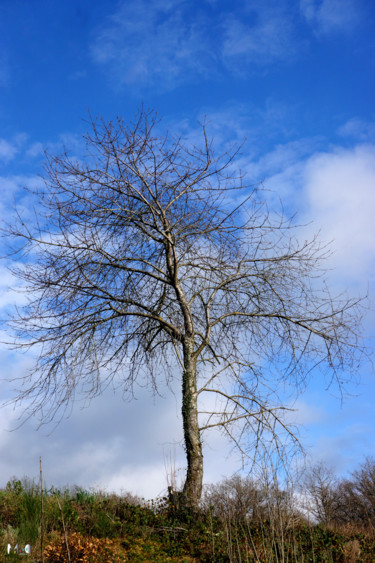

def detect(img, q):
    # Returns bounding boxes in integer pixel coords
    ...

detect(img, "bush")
[43,531,118,562]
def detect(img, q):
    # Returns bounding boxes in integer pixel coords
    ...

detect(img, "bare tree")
[304,462,339,525]
[3,109,364,507]
[351,457,375,526]
[332,458,375,528]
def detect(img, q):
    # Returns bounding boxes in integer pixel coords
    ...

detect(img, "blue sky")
[0,0,374,497]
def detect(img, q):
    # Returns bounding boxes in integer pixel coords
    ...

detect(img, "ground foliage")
[0,471,375,562]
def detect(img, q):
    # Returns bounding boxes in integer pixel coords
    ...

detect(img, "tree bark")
[181,337,203,507]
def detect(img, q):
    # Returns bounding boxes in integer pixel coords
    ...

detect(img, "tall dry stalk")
[53,486,71,563]
[40,456,44,563]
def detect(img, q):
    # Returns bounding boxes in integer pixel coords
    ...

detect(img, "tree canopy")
[4,110,364,505]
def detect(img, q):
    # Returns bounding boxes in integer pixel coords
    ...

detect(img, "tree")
[304,462,339,524]
[331,458,375,527]
[4,109,364,507]
[203,474,294,526]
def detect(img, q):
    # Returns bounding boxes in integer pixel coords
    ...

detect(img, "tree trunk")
[181,337,203,507]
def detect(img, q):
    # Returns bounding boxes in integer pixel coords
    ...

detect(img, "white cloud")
[302,144,375,284]
[0,175,43,230]
[222,3,297,68]
[0,134,30,165]
[242,136,375,291]
[288,400,327,426]
[0,264,29,312]
[0,379,182,496]
[338,117,375,143]
[0,374,243,496]
[91,0,302,91]
[91,0,216,91]
[309,420,373,474]
[25,142,44,159]
[244,138,318,181]
[0,139,19,163]
[0,139,17,162]
[300,0,363,35]
[164,110,375,298]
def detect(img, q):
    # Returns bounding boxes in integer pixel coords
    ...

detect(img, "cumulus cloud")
[166,109,375,296]
[240,134,375,292]
[0,371,243,496]
[0,377,182,496]
[302,144,375,284]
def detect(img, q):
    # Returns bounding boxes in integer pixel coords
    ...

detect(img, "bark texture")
[182,338,203,505]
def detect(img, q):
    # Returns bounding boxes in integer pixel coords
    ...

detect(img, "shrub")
[43,531,118,562]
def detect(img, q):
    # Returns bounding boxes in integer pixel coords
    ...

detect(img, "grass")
[0,477,374,562]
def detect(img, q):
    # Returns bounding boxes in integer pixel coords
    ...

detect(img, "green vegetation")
[1,461,375,562]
